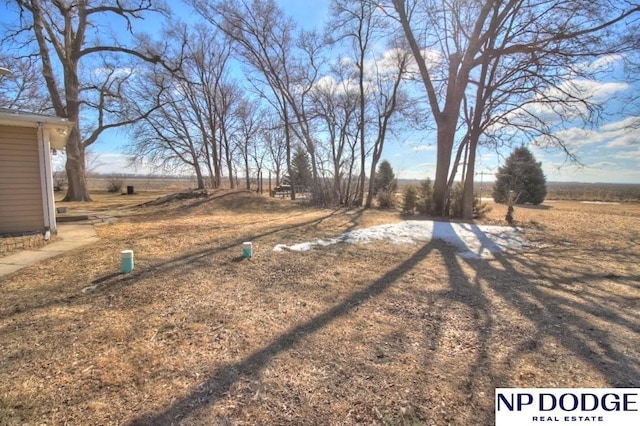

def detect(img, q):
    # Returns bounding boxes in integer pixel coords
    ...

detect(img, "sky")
[4,0,640,183]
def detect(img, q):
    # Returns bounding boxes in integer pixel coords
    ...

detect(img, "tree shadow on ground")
[484,252,640,386]
[441,220,639,385]
[0,209,340,323]
[129,240,440,424]
[126,221,639,424]
[85,209,340,294]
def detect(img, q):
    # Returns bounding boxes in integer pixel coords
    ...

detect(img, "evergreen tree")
[290,146,313,190]
[373,160,397,195]
[493,146,547,205]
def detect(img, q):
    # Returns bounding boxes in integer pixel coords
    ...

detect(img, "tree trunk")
[62,130,92,202]
[244,155,251,190]
[355,95,366,207]
[432,124,456,216]
[462,136,478,221]
[365,141,382,209]
[283,107,295,200]
[204,136,219,189]
[226,155,234,190]
[354,44,367,207]
[193,158,205,191]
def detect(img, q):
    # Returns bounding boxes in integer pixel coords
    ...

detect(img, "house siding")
[0,125,45,234]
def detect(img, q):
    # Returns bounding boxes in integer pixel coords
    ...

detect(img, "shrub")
[290,146,313,191]
[474,198,492,219]
[402,185,418,214]
[107,177,124,193]
[376,189,397,209]
[448,183,464,218]
[493,146,547,205]
[448,182,492,219]
[309,181,337,207]
[416,179,434,216]
[373,160,398,195]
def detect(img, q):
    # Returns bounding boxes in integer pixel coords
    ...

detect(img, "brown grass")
[1,191,639,425]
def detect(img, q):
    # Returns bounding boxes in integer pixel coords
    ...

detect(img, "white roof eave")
[0,110,73,150]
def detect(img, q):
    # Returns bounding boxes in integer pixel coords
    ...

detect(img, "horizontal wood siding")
[0,125,45,234]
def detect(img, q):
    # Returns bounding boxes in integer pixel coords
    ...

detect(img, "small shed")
[0,108,72,237]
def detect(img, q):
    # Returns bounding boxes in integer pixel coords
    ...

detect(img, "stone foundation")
[0,232,49,256]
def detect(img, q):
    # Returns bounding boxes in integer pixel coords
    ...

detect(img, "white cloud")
[544,116,640,149]
[601,116,640,131]
[613,148,640,160]
[541,161,640,183]
[576,80,629,101]
[578,54,624,74]
[504,79,630,127]
[411,144,434,152]
[92,66,134,78]
[313,74,358,96]
[590,161,618,169]
[396,163,435,180]
[363,48,404,78]
[551,128,606,147]
[361,47,441,83]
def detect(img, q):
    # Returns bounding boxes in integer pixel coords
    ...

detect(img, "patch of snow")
[580,201,620,205]
[273,220,527,259]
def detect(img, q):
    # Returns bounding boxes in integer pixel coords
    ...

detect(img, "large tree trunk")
[62,129,92,201]
[226,156,234,190]
[365,139,383,209]
[203,136,219,189]
[364,165,375,209]
[432,124,456,217]
[192,156,205,191]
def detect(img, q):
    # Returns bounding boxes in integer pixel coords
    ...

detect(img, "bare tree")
[128,67,207,188]
[310,64,360,205]
[181,25,234,189]
[235,97,266,190]
[189,0,326,199]
[388,0,640,218]
[263,119,287,186]
[128,24,239,190]
[364,46,413,208]
[0,54,49,111]
[330,0,387,206]
[4,0,175,201]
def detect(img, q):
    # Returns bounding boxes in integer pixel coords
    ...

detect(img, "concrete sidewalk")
[0,222,99,277]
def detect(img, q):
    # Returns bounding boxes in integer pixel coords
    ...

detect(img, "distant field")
[84,175,200,192]
[82,175,274,194]
[397,179,640,203]
[80,175,640,202]
[542,182,640,202]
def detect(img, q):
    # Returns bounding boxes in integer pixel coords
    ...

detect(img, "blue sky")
[4,1,638,183]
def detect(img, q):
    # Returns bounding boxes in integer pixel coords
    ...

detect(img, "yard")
[1,190,638,425]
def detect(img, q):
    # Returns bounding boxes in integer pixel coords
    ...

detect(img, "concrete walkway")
[0,222,99,277]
